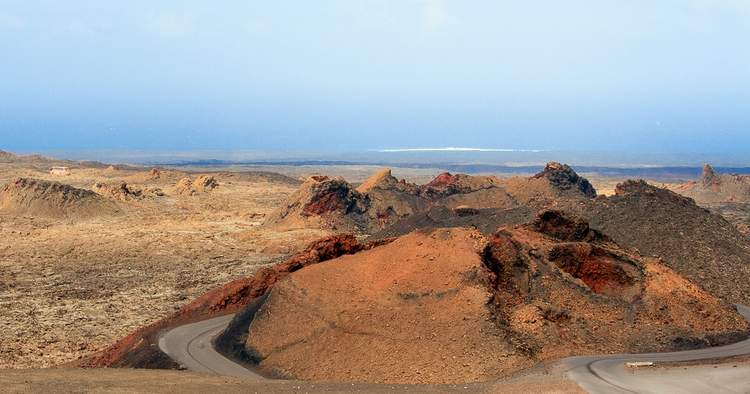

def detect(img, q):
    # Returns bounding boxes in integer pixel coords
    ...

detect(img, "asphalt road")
[158,305,750,392]
[158,314,265,380]
[562,304,750,393]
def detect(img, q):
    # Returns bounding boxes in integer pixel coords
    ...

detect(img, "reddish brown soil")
[425,172,457,187]
[245,211,748,384]
[247,227,519,384]
[547,243,638,297]
[81,234,392,368]
[0,368,585,394]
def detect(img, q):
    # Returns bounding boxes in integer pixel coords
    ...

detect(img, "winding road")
[158,305,750,393]
[562,304,750,393]
[158,314,264,379]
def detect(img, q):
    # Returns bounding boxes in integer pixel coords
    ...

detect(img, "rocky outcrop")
[93,182,164,200]
[0,178,120,220]
[357,169,424,229]
[266,169,520,232]
[265,176,370,231]
[673,164,750,203]
[148,168,161,179]
[532,209,608,243]
[701,164,719,188]
[93,182,141,201]
[532,162,596,198]
[301,178,363,216]
[174,175,219,196]
[193,175,219,191]
[501,162,597,206]
[356,168,416,194]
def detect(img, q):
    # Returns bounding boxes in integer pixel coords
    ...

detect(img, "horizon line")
[373,147,546,153]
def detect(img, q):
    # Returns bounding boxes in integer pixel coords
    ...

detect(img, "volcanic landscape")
[2,149,750,391]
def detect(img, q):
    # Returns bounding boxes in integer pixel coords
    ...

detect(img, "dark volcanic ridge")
[562,179,750,305]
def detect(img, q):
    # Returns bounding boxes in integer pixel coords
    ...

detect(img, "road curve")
[158,305,750,392]
[158,314,265,379]
[561,304,750,393]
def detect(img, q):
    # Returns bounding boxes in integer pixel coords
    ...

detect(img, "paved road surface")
[562,304,750,393]
[159,305,750,392]
[158,314,264,379]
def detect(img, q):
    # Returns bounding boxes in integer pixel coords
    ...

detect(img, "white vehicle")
[625,361,655,368]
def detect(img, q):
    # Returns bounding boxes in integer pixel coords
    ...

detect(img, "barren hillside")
[0,178,121,219]
[245,212,747,384]
[564,180,750,305]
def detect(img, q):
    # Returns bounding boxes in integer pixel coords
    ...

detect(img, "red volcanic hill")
[674,164,750,203]
[245,211,747,384]
[369,168,750,306]
[564,179,750,305]
[85,209,750,384]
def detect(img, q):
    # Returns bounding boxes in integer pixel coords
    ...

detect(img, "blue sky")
[0,0,749,154]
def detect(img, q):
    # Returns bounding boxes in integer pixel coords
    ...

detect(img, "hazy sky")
[1,0,749,153]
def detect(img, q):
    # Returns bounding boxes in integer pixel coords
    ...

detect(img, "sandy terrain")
[0,162,330,368]
[0,368,584,393]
